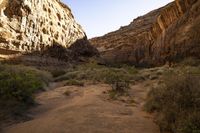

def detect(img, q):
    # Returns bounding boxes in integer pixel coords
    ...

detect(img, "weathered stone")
[90,0,200,66]
[0,0,95,56]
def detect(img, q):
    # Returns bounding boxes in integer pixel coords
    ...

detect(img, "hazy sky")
[62,0,173,38]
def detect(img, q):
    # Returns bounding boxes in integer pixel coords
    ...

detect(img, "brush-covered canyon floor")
[3,82,159,133]
[1,57,200,133]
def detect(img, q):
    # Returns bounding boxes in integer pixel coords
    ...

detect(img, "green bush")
[180,57,200,67]
[50,69,66,78]
[55,63,137,85]
[145,74,200,133]
[0,71,42,103]
[64,79,84,86]
[108,81,130,99]
[54,62,135,100]
[64,90,71,96]
[177,111,200,133]
[54,71,80,82]
[0,64,51,120]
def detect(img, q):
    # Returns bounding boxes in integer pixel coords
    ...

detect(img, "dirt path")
[3,83,160,133]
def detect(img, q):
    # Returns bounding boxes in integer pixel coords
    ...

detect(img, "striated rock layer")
[90,0,200,66]
[0,0,96,57]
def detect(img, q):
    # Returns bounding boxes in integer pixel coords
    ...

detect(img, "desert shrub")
[99,68,128,83]
[184,66,200,75]
[64,90,71,96]
[180,57,200,66]
[108,81,130,99]
[50,69,66,78]
[104,67,131,99]
[55,62,137,84]
[0,64,52,120]
[42,42,72,61]
[177,111,200,133]
[145,73,200,133]
[54,71,80,82]
[121,64,138,74]
[64,79,84,86]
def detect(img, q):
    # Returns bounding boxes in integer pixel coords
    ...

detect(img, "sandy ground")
[2,83,160,133]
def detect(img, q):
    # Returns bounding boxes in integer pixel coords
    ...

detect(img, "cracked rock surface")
[0,0,86,52]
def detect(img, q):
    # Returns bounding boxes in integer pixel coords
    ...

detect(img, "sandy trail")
[3,83,160,133]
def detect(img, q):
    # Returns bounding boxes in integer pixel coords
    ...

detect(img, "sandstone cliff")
[90,0,200,66]
[0,0,96,57]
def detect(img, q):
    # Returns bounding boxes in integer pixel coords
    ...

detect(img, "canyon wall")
[0,0,96,56]
[90,0,200,66]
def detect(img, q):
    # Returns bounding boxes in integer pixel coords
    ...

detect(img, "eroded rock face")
[0,0,88,53]
[90,0,200,66]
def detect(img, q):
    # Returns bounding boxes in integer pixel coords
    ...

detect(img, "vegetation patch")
[0,64,52,122]
[64,79,84,86]
[50,69,66,78]
[180,57,200,67]
[55,62,138,85]
[64,90,71,96]
[145,72,200,133]
[108,81,130,99]
[54,62,136,99]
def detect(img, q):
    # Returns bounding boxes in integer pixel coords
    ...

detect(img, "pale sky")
[62,0,173,38]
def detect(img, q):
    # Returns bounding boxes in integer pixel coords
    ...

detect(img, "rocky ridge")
[90,0,200,66]
[0,0,95,55]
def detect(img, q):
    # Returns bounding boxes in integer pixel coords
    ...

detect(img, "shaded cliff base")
[0,37,98,70]
[98,54,200,68]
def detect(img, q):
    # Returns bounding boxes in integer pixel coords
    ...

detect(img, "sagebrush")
[145,73,200,133]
